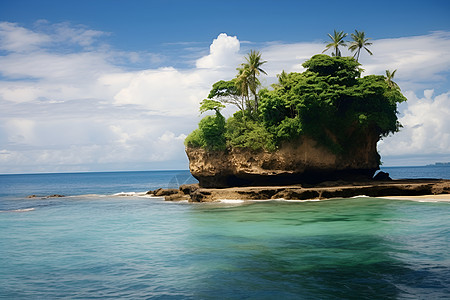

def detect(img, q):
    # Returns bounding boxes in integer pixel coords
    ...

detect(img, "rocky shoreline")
[148,179,450,202]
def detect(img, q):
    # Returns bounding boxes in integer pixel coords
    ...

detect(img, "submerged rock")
[151,188,179,197]
[27,194,65,199]
[147,184,200,201]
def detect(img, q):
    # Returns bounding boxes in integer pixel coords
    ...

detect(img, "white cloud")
[360,31,450,89]
[0,22,50,52]
[111,67,208,116]
[108,34,243,116]
[0,21,449,173]
[378,90,450,156]
[51,22,106,47]
[196,33,240,69]
[262,42,324,77]
[4,119,36,145]
[0,111,195,172]
[0,52,117,81]
[0,21,108,54]
[0,51,119,105]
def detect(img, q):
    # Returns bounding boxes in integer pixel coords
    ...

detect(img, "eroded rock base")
[148,179,450,202]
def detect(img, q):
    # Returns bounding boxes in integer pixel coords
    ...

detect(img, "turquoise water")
[1,169,449,299]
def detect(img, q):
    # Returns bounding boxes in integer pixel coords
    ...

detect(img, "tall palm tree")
[235,66,251,110]
[323,30,348,57]
[348,30,373,62]
[238,50,267,112]
[385,69,400,90]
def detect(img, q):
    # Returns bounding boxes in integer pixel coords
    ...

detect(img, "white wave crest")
[218,199,245,204]
[271,198,321,202]
[1,208,35,213]
[112,192,149,197]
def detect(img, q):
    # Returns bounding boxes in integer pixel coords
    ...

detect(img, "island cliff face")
[187,131,380,188]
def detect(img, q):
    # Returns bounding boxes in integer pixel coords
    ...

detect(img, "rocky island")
[172,48,450,201]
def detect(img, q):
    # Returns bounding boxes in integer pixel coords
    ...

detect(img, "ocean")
[0,167,449,299]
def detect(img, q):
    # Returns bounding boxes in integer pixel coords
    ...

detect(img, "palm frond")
[391,69,397,77]
[364,47,373,55]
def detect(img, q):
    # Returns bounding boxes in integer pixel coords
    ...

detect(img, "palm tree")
[238,50,267,112]
[323,30,347,57]
[277,70,288,85]
[235,66,251,110]
[348,30,373,62]
[385,69,400,90]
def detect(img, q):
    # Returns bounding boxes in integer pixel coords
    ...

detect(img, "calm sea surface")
[0,167,449,299]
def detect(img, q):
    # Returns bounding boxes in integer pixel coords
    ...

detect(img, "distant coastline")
[426,162,450,166]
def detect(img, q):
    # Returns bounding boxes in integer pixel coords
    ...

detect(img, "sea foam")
[1,208,35,213]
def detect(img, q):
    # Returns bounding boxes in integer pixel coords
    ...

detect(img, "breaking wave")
[1,207,35,213]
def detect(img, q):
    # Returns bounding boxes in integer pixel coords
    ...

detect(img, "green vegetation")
[385,69,400,90]
[185,33,407,154]
[184,99,227,150]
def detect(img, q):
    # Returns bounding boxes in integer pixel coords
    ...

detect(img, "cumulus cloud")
[111,67,207,116]
[0,21,450,172]
[378,90,450,157]
[107,34,242,116]
[196,33,240,69]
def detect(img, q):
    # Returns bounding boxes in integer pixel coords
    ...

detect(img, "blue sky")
[1,0,450,173]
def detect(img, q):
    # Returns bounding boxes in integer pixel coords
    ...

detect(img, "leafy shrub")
[199,113,226,150]
[225,112,275,151]
[184,129,205,148]
[185,111,226,151]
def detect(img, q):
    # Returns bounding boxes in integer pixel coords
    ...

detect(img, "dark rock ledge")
[27,194,65,199]
[147,179,450,202]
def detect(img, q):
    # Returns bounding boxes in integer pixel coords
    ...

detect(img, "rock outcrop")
[188,180,450,202]
[186,134,380,188]
[150,180,450,202]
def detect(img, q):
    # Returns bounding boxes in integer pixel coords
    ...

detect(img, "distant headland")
[427,162,450,166]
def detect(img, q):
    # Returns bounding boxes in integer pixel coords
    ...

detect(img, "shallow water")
[1,170,449,299]
[1,197,449,299]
